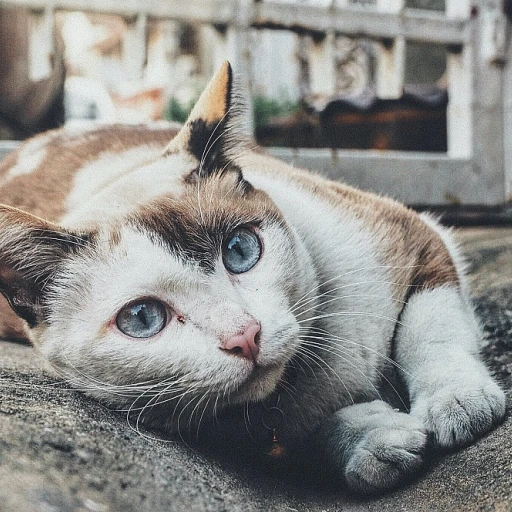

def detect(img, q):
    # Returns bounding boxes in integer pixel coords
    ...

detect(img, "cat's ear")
[0,206,91,327]
[164,61,243,174]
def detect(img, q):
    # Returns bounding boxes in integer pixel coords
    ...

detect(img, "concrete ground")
[1,228,511,512]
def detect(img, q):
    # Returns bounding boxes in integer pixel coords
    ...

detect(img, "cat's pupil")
[222,228,261,274]
[229,236,245,258]
[116,299,167,338]
[134,305,148,327]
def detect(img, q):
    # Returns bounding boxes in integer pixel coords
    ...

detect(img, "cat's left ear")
[164,61,243,174]
[0,206,92,328]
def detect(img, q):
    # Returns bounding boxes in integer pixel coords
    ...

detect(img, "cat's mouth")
[230,362,286,403]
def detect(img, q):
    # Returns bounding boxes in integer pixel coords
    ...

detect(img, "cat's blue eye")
[222,228,262,274]
[116,299,167,338]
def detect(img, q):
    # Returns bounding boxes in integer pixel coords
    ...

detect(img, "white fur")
[395,286,506,447]
[245,169,401,388]
[61,152,194,229]
[0,133,53,187]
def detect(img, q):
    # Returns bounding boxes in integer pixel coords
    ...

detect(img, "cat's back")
[0,124,179,222]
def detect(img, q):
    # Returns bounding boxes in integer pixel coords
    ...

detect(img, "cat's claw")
[413,381,506,448]
[344,422,427,494]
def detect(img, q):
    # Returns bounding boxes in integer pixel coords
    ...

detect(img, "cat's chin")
[230,363,285,404]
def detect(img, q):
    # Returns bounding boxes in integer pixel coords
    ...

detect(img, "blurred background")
[0,0,511,214]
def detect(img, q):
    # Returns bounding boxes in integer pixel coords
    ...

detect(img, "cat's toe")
[344,425,427,494]
[416,381,506,448]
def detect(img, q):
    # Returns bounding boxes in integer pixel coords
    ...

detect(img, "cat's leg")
[394,286,506,448]
[317,400,427,493]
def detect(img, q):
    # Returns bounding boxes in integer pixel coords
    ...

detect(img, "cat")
[0,62,506,494]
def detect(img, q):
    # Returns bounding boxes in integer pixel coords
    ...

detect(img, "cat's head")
[0,63,317,429]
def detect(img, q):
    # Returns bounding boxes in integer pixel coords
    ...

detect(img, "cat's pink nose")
[220,321,261,363]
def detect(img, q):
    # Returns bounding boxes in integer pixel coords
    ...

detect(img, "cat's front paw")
[414,380,506,448]
[344,420,427,494]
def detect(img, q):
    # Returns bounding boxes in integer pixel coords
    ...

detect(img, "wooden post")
[501,1,512,200]
[446,0,472,159]
[29,7,55,81]
[210,0,254,134]
[123,13,147,81]
[309,32,337,97]
[465,0,506,202]
[375,0,405,99]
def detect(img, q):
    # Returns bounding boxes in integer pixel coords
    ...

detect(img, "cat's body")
[0,63,506,493]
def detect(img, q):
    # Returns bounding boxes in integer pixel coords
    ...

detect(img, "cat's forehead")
[124,177,283,273]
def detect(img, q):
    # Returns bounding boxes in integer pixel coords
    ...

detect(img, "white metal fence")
[1,0,511,205]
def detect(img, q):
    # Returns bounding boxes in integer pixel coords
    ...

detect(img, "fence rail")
[1,0,469,44]
[1,0,511,205]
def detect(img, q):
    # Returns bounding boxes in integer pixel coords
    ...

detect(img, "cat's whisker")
[299,325,423,383]
[294,292,407,320]
[53,356,170,396]
[289,352,320,382]
[212,394,221,428]
[299,336,410,412]
[276,377,299,406]
[188,391,209,437]
[297,345,354,404]
[288,265,421,313]
[243,402,254,441]
[298,338,413,438]
[176,394,201,445]
[300,339,389,407]
[196,394,212,440]
[53,366,174,399]
[297,310,406,328]
[290,278,416,316]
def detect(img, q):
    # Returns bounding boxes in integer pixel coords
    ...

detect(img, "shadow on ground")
[1,228,511,512]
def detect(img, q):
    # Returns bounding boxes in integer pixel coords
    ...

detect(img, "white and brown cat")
[0,62,505,494]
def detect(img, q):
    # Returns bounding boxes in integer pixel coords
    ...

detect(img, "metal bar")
[251,4,469,45]
[309,32,336,96]
[1,0,469,45]
[0,0,236,23]
[469,0,506,203]
[28,5,55,81]
[446,0,472,158]
[267,148,502,205]
[0,141,493,205]
[375,0,405,99]
[504,15,512,201]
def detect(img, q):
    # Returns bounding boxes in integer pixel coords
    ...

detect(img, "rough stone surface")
[1,228,511,512]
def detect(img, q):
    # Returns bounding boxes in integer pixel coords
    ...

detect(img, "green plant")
[166,94,299,127]
[165,97,195,124]
[252,96,299,128]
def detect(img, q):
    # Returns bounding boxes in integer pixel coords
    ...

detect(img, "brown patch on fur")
[132,170,283,272]
[238,152,459,300]
[0,125,178,222]
[0,296,29,340]
[108,228,122,249]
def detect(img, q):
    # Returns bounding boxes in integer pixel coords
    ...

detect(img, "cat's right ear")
[0,206,92,328]
[164,61,244,175]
